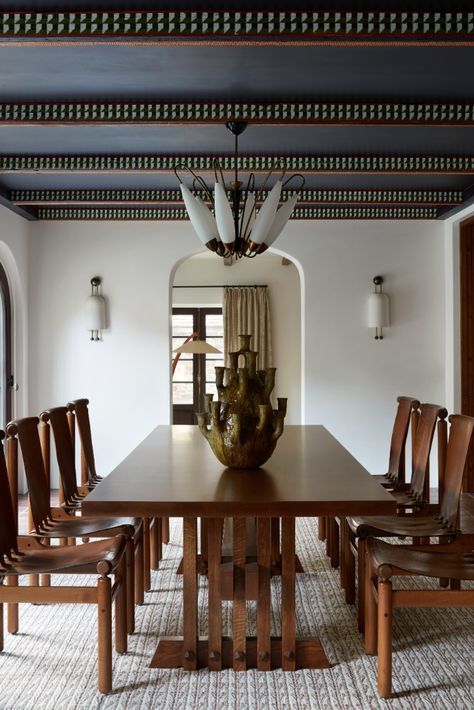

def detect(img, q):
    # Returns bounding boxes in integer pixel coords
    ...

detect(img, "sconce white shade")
[368,292,390,328]
[85,294,106,331]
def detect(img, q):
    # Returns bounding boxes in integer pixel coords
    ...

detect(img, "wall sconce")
[368,275,390,340]
[85,276,106,341]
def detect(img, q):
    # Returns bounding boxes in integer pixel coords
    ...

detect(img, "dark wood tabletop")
[82,425,396,518]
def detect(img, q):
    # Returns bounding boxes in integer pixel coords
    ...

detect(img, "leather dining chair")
[342,402,447,630]
[6,416,144,634]
[363,413,474,697]
[68,398,168,581]
[0,430,128,694]
[322,396,420,570]
[41,406,149,612]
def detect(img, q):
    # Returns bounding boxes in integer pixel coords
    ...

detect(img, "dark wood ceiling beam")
[0,187,37,220]
[36,206,438,221]
[0,10,473,45]
[2,101,474,126]
[11,188,463,207]
[2,155,474,175]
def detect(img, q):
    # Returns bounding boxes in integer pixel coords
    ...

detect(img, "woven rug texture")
[0,517,473,710]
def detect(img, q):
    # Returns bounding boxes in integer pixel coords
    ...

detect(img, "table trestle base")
[150,637,331,670]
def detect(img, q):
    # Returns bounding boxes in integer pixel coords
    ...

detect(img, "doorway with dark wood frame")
[0,262,13,429]
[460,215,474,491]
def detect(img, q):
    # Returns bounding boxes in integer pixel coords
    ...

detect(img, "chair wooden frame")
[319,396,420,564]
[342,403,448,630]
[7,416,144,634]
[365,529,474,697]
[68,398,169,576]
[0,430,128,694]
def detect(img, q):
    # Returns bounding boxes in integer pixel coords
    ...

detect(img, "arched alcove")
[170,249,303,423]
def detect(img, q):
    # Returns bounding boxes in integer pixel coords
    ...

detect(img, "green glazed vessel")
[196,334,287,468]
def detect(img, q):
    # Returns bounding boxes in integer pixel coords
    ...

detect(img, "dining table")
[82,424,396,672]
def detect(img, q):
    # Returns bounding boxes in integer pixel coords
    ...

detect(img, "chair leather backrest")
[42,406,78,505]
[8,417,51,533]
[69,398,98,483]
[409,404,447,501]
[387,396,420,481]
[0,431,19,564]
[440,414,474,528]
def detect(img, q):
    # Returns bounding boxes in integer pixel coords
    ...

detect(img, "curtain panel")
[223,286,273,370]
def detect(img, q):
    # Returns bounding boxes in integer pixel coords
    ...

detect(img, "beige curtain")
[223,286,273,370]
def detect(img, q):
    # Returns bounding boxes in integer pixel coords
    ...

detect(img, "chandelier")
[175,122,304,258]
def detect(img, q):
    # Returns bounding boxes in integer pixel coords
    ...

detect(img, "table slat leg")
[183,517,198,670]
[257,517,271,671]
[208,517,222,670]
[233,516,246,671]
[281,516,296,671]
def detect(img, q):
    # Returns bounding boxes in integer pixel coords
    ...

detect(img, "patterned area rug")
[1,518,473,710]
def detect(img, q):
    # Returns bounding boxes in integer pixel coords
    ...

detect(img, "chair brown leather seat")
[365,524,474,698]
[341,402,448,629]
[7,415,145,634]
[322,396,421,575]
[0,430,128,694]
[4,534,127,575]
[68,397,169,576]
[371,396,421,489]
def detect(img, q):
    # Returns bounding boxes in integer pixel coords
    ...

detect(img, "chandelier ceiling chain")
[175,122,304,259]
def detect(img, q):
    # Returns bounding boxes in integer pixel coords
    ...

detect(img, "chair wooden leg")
[150,517,162,570]
[357,538,366,633]
[0,597,4,651]
[125,539,135,635]
[330,517,340,568]
[97,572,112,694]
[143,518,151,593]
[6,577,18,634]
[377,579,393,699]
[340,518,347,589]
[134,525,144,608]
[364,552,377,654]
[344,521,356,604]
[325,517,332,557]
[115,557,128,655]
[162,516,170,545]
[318,516,326,541]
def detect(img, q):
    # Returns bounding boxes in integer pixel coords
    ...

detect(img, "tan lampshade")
[173,340,221,354]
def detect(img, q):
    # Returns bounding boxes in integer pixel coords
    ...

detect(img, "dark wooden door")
[172,308,223,425]
[460,216,474,491]
[0,264,12,429]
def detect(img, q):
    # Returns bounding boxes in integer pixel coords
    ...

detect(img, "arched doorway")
[170,250,302,424]
[0,262,12,429]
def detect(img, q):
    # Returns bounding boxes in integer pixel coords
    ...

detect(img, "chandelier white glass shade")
[175,122,304,258]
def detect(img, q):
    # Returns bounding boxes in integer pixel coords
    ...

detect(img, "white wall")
[27,216,445,482]
[276,219,446,475]
[0,204,30,425]
[173,251,302,423]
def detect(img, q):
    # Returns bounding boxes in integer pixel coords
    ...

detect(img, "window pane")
[206,314,224,336]
[204,383,218,400]
[206,337,223,351]
[173,359,194,382]
[173,382,194,404]
[172,314,194,337]
[206,359,224,380]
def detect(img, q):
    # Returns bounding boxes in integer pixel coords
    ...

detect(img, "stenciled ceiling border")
[0,11,473,44]
[1,101,474,125]
[11,188,463,206]
[2,154,474,174]
[37,206,438,220]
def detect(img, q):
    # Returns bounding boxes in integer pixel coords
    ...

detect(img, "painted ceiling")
[0,2,473,222]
